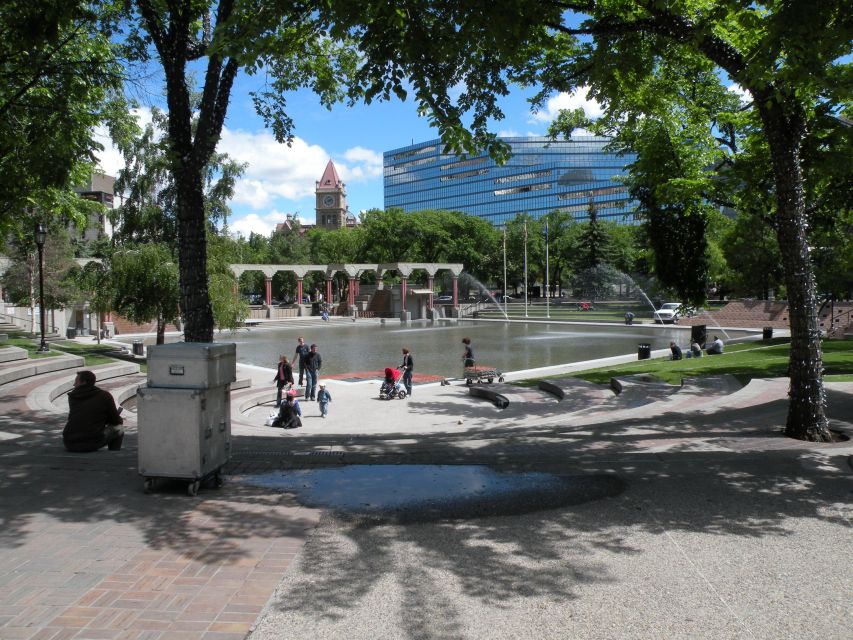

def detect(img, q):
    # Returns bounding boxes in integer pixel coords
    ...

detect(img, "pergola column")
[297,278,303,304]
[347,277,355,306]
[264,277,273,306]
[401,277,408,311]
[427,276,434,310]
[452,276,459,307]
[326,278,333,304]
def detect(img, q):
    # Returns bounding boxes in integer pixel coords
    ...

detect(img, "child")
[272,354,294,407]
[317,381,332,418]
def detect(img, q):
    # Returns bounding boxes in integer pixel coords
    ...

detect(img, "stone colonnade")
[228,262,465,311]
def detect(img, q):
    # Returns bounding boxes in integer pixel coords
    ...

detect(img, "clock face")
[322,194,335,207]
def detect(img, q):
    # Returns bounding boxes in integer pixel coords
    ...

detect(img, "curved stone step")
[28,362,141,414]
[0,354,85,386]
[0,346,27,363]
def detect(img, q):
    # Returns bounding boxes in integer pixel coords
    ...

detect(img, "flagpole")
[545,220,550,319]
[524,219,528,318]
[502,228,507,316]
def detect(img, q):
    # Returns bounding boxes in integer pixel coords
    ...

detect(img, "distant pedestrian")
[294,336,310,386]
[317,382,332,418]
[707,336,724,355]
[400,348,414,397]
[273,355,294,407]
[462,337,475,368]
[624,311,635,325]
[669,341,683,360]
[304,344,322,401]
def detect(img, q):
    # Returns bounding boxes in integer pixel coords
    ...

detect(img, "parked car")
[653,302,681,324]
[435,295,453,304]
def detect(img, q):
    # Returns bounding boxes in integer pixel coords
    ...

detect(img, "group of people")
[669,335,724,360]
[270,336,332,427]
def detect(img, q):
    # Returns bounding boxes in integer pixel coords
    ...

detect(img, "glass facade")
[383,136,638,227]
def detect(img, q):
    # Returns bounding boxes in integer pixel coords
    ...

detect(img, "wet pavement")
[236,464,626,523]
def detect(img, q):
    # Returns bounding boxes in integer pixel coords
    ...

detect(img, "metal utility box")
[146,342,236,389]
[137,385,231,492]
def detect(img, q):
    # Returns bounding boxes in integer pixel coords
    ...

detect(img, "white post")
[502,228,507,316]
[524,219,527,318]
[545,220,550,319]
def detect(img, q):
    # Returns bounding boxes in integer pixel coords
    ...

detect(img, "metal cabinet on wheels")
[138,343,236,496]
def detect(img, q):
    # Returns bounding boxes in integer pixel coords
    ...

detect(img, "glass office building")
[384,136,638,227]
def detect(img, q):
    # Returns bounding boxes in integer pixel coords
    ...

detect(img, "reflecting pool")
[219,320,753,377]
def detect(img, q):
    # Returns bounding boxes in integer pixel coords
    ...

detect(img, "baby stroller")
[379,367,407,400]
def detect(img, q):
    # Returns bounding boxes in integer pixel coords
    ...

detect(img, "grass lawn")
[565,338,853,386]
[1,333,124,367]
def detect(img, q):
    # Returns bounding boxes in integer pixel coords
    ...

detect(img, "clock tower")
[315,160,348,230]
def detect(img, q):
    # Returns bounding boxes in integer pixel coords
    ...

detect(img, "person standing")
[273,354,294,407]
[317,382,332,418]
[304,343,322,401]
[63,370,124,452]
[461,337,475,367]
[294,336,310,386]
[400,348,414,397]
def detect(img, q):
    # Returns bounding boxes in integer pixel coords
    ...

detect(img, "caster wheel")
[398,390,407,399]
[143,478,154,494]
[466,379,472,386]
[213,472,224,488]
[487,377,494,384]
[187,480,200,497]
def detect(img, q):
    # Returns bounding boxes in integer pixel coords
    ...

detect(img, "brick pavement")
[0,367,321,640]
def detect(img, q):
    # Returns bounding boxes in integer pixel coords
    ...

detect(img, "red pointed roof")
[317,160,343,191]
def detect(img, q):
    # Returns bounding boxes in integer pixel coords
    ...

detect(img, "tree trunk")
[175,165,214,342]
[757,98,831,442]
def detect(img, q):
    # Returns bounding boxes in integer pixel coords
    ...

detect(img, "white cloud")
[219,130,383,210]
[93,107,155,177]
[531,87,604,123]
[229,210,294,238]
[727,83,752,103]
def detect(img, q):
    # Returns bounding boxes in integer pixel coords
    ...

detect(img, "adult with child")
[400,347,414,397]
[293,336,310,386]
[272,354,294,407]
[63,370,124,452]
[707,335,725,355]
[304,343,322,401]
[274,392,302,429]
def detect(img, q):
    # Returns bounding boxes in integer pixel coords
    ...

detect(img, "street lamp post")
[34,223,49,352]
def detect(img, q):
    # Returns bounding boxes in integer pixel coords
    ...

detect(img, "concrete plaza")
[0,333,851,639]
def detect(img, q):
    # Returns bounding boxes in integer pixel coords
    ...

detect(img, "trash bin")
[763,327,773,340]
[691,324,707,348]
[65,327,77,339]
[638,343,651,360]
[132,340,144,356]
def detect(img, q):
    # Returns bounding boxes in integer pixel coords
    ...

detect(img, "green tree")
[337,0,851,441]
[105,1,361,342]
[0,2,126,236]
[110,244,180,345]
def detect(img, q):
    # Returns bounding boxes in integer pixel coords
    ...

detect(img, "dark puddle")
[238,464,626,523]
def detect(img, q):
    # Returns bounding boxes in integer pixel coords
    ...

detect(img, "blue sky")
[96,72,603,238]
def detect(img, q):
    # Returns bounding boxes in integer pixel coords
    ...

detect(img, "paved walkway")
[1,340,851,639]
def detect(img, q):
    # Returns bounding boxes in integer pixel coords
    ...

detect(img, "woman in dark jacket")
[273,354,294,407]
